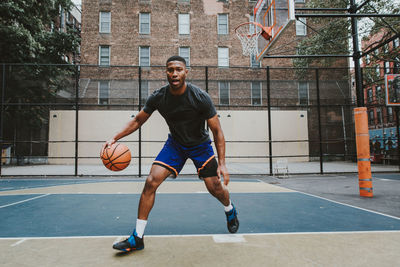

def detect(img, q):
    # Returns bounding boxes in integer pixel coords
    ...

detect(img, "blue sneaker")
[112,229,144,252]
[225,204,239,233]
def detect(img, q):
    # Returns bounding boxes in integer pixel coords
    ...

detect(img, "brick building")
[362,30,400,163]
[78,0,353,161]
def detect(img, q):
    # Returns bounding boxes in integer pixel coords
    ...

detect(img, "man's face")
[166,61,188,90]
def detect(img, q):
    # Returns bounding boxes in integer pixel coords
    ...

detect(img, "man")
[106,56,239,252]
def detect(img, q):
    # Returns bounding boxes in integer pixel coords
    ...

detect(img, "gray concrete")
[258,173,400,219]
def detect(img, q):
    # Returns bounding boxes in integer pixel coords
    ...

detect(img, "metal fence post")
[138,66,142,177]
[0,64,5,176]
[316,68,323,174]
[396,107,400,171]
[74,65,79,176]
[266,67,273,175]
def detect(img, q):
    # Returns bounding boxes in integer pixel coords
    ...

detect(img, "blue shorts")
[153,135,218,178]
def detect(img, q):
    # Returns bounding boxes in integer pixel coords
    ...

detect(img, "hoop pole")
[354,107,373,197]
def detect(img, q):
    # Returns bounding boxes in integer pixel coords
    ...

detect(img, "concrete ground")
[1,174,400,267]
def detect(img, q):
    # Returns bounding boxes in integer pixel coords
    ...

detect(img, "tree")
[0,0,80,160]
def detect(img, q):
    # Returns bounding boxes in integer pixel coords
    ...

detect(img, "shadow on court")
[1,176,400,266]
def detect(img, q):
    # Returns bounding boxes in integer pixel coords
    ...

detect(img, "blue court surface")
[1,178,400,267]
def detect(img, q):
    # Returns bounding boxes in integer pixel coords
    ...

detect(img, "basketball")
[101,143,131,171]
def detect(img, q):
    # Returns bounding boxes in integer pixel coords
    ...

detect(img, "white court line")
[11,239,26,247]
[0,194,50,209]
[1,230,400,240]
[297,191,400,221]
[258,179,400,221]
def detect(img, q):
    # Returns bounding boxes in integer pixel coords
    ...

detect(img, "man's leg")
[112,164,171,252]
[138,164,171,220]
[203,176,239,233]
[203,176,230,206]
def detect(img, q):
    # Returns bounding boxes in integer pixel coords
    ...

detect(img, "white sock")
[135,219,147,238]
[224,200,233,212]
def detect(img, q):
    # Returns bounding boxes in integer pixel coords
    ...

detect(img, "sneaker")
[113,229,144,252]
[225,204,239,233]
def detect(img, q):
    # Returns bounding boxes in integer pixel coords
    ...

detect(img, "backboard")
[253,0,295,61]
[385,74,400,106]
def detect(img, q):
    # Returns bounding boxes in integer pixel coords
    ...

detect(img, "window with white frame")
[139,13,150,34]
[178,14,190,35]
[251,81,262,105]
[139,46,150,66]
[394,38,400,48]
[365,54,370,65]
[219,82,230,105]
[298,81,309,105]
[140,80,149,104]
[179,47,190,67]
[99,12,111,33]
[99,81,110,104]
[367,89,373,103]
[375,65,380,76]
[218,47,229,67]
[218,14,229,35]
[296,18,307,36]
[385,61,391,74]
[99,45,110,66]
[376,86,382,102]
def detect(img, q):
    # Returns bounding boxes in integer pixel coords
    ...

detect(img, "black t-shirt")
[143,83,217,147]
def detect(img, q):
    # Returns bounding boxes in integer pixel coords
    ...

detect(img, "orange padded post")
[354,107,373,197]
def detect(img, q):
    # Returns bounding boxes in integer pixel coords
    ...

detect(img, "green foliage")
[293,0,399,78]
[0,0,79,155]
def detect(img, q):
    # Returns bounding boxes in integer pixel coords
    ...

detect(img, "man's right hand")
[102,138,116,152]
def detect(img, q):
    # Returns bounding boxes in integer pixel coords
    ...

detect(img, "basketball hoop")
[234,22,272,57]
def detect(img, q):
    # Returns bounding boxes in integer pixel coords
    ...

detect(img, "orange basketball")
[101,143,131,171]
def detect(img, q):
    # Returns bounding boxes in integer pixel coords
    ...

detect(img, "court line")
[0,194,51,209]
[11,239,26,247]
[296,191,400,221]
[1,230,400,240]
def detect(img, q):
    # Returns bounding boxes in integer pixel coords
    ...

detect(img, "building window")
[179,47,190,67]
[139,13,150,34]
[394,58,400,74]
[388,107,393,122]
[219,82,230,105]
[377,108,382,124]
[365,54,370,65]
[394,38,400,48]
[251,82,262,105]
[367,89,373,103]
[295,0,305,2]
[384,44,389,53]
[218,14,229,35]
[298,82,309,105]
[140,80,149,104]
[218,47,229,67]
[178,14,190,35]
[99,45,110,66]
[99,81,110,104]
[375,65,380,77]
[376,86,382,102]
[139,46,150,66]
[385,61,391,74]
[250,54,260,68]
[296,18,307,36]
[369,110,374,124]
[99,12,111,33]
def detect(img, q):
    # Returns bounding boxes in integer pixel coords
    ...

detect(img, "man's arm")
[207,114,230,185]
[105,110,151,147]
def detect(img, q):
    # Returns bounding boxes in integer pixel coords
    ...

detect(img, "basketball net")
[235,22,272,57]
